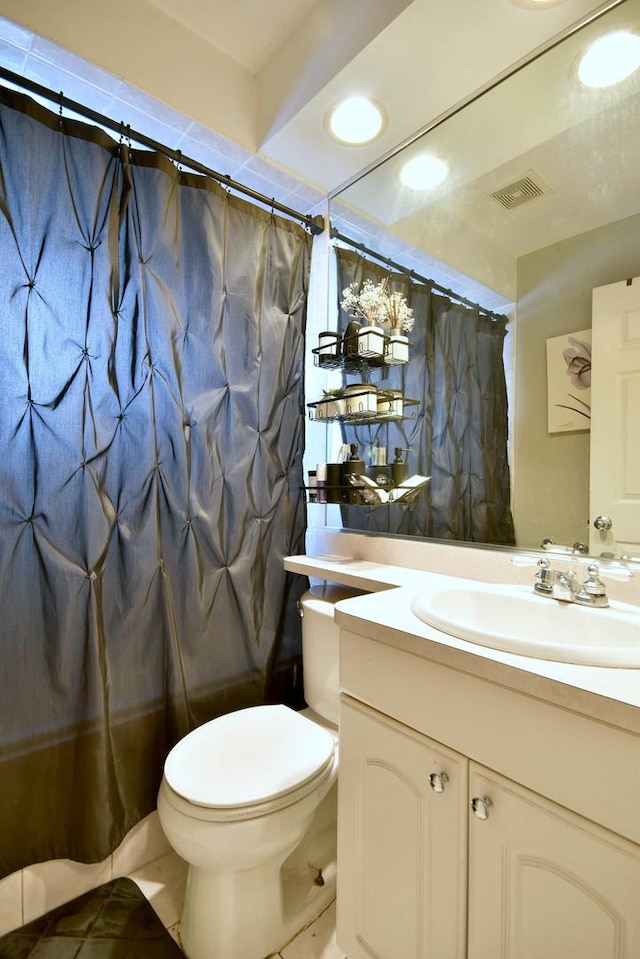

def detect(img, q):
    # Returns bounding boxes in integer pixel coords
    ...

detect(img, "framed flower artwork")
[546,328,591,433]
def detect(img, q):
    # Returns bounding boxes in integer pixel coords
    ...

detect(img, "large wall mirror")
[324,0,640,561]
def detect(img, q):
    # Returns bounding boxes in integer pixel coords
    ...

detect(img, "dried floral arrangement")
[341,279,414,333]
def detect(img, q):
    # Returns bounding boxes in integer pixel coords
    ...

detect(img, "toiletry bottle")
[316,463,328,503]
[326,463,342,503]
[392,448,408,487]
[341,444,365,503]
[317,330,341,364]
[308,470,317,502]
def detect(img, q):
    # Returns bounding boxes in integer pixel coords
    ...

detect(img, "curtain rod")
[330,226,508,322]
[0,65,325,237]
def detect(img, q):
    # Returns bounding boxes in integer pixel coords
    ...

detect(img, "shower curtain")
[336,248,515,544]
[0,86,311,877]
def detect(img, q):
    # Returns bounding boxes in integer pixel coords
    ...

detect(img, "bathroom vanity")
[284,552,640,959]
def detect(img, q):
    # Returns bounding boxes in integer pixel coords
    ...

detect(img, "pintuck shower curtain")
[336,248,515,544]
[0,86,311,877]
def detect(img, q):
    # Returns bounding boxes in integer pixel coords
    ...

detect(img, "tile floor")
[129,851,348,959]
[0,876,185,959]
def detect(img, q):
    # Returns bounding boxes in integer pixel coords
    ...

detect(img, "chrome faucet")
[534,559,609,608]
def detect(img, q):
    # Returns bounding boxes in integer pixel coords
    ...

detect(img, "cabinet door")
[337,696,468,959]
[468,763,640,959]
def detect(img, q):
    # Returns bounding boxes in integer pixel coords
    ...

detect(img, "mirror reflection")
[324,0,640,561]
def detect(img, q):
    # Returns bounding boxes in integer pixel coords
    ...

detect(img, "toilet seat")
[163,704,336,820]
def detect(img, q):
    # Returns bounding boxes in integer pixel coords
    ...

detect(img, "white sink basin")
[410,579,640,668]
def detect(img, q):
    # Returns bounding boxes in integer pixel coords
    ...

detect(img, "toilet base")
[181,858,282,959]
[179,784,337,959]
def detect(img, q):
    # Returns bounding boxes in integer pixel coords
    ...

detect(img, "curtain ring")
[58,90,64,127]
[176,149,182,174]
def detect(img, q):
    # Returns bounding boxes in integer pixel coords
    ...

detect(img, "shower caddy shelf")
[306,393,419,427]
[305,326,423,506]
[309,334,417,425]
[305,333,424,506]
[302,482,427,508]
[312,331,410,372]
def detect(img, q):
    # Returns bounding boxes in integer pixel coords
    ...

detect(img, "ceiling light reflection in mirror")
[577,29,640,86]
[399,154,449,190]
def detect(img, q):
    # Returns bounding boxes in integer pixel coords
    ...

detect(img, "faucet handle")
[581,564,607,597]
[534,558,556,594]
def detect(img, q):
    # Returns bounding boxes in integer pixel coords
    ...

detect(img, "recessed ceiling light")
[577,30,640,88]
[327,96,386,145]
[400,153,449,190]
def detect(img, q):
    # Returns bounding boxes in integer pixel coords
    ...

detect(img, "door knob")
[429,771,449,793]
[470,795,493,820]
[593,515,613,531]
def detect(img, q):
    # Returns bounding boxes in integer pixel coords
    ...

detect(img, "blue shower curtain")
[0,85,311,876]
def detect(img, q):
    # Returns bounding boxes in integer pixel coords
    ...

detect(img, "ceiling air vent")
[491,174,546,210]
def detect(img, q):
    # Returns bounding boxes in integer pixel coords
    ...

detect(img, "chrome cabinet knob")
[470,795,493,820]
[429,771,449,793]
[593,515,613,531]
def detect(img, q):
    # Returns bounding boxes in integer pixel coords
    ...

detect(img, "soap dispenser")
[392,448,409,488]
[341,444,365,503]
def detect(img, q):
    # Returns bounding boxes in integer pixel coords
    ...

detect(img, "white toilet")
[157,584,360,959]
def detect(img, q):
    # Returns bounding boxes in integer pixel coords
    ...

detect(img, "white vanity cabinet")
[468,764,640,959]
[337,697,468,959]
[336,626,640,959]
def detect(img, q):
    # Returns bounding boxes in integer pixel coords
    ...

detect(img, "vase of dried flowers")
[386,333,409,364]
[385,290,414,364]
[341,279,414,362]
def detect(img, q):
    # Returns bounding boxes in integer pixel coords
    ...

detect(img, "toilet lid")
[164,704,336,809]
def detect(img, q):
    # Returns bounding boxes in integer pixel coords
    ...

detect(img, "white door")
[336,697,468,959]
[590,277,640,557]
[468,764,640,959]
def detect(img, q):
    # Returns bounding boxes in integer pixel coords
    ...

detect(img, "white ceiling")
[0,0,619,193]
[0,0,635,306]
[145,0,319,73]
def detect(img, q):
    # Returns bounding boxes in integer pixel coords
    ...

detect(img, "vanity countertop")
[284,553,432,591]
[285,553,640,736]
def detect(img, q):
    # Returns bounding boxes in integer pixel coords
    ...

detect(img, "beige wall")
[512,213,640,550]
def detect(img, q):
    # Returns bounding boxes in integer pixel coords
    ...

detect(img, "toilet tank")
[300,584,366,727]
